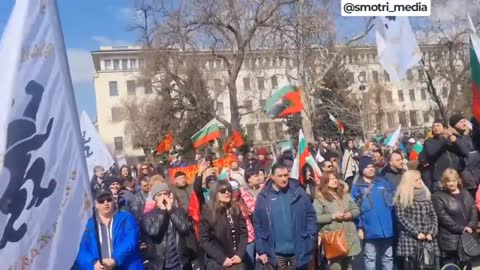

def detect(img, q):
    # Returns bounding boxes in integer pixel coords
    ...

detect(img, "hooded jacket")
[253,179,317,267]
[351,176,396,240]
[76,210,144,270]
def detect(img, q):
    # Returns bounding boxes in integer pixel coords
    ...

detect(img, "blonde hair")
[394,170,431,208]
[440,168,462,190]
[148,174,165,189]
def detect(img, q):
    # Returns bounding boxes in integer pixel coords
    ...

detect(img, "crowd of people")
[73,113,480,270]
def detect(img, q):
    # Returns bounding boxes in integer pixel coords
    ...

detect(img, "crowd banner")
[80,111,115,179]
[0,0,91,269]
[169,154,237,183]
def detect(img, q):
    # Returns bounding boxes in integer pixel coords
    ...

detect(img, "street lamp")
[358,73,368,140]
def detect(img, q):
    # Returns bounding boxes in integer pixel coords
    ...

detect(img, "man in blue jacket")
[253,163,317,270]
[76,188,144,270]
[351,156,395,270]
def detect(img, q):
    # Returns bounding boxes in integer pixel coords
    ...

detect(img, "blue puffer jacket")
[351,177,396,240]
[253,179,317,267]
[76,210,144,270]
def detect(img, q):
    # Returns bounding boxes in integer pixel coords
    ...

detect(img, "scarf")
[413,188,428,202]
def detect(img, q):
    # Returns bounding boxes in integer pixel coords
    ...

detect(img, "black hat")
[449,114,464,128]
[94,188,113,200]
[432,118,446,127]
[103,176,121,188]
[244,168,260,183]
[174,171,186,178]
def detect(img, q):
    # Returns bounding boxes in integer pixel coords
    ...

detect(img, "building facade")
[91,45,446,159]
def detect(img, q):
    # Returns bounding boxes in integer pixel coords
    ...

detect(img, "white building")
[91,45,446,159]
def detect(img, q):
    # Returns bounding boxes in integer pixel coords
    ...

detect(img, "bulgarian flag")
[191,119,221,148]
[156,133,173,154]
[291,129,322,185]
[409,142,423,161]
[384,125,401,147]
[469,15,480,121]
[328,113,345,134]
[264,85,304,119]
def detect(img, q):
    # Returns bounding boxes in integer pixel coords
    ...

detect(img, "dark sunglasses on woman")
[219,187,233,194]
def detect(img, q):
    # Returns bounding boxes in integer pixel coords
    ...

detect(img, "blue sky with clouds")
[0,0,138,121]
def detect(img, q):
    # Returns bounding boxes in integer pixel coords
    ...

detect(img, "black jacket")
[199,206,248,270]
[141,207,194,270]
[424,136,469,183]
[432,189,477,252]
[379,166,405,187]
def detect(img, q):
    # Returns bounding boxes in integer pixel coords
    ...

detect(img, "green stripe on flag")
[265,85,296,110]
[471,42,480,87]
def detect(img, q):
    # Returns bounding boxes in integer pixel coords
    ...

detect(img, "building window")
[257,77,265,90]
[246,124,255,140]
[418,69,424,80]
[407,69,413,81]
[244,100,253,112]
[399,111,408,127]
[114,137,124,152]
[243,78,251,91]
[372,71,379,83]
[384,70,390,82]
[271,76,278,89]
[139,58,145,69]
[398,90,404,102]
[442,86,448,98]
[109,81,118,96]
[410,110,418,126]
[423,111,430,123]
[122,59,128,70]
[217,102,224,116]
[359,71,367,82]
[113,59,120,70]
[274,122,284,139]
[260,123,270,140]
[260,99,266,109]
[421,88,427,100]
[130,59,137,69]
[385,91,393,103]
[144,80,153,94]
[105,59,112,70]
[387,112,395,129]
[214,78,222,90]
[111,107,124,122]
[127,80,136,96]
[409,89,416,101]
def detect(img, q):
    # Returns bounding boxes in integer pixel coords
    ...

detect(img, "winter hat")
[408,138,415,144]
[359,156,374,174]
[449,114,464,128]
[150,182,170,199]
[94,188,113,200]
[174,171,186,178]
[103,176,121,188]
[257,147,268,156]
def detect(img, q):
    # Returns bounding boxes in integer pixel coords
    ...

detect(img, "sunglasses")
[97,197,113,204]
[219,187,233,194]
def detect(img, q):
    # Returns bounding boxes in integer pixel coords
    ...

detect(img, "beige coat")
[313,193,361,257]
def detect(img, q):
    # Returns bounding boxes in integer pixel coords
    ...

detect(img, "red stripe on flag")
[193,130,221,148]
[473,82,480,121]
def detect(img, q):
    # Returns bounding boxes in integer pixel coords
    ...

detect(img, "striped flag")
[291,129,322,185]
[264,85,304,119]
[409,142,423,161]
[384,125,402,147]
[191,119,221,148]
[328,113,345,134]
[469,14,480,121]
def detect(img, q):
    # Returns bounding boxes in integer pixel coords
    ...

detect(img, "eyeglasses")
[97,197,113,204]
[219,188,233,194]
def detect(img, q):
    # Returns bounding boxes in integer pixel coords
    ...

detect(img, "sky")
[0,0,138,121]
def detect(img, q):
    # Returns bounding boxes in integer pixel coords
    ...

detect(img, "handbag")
[415,241,435,270]
[461,233,480,257]
[320,226,349,260]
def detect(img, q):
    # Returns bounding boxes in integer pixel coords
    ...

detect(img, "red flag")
[188,191,201,239]
[156,133,173,154]
[224,131,244,154]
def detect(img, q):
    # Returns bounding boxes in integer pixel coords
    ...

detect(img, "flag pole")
[91,206,104,265]
[420,59,447,122]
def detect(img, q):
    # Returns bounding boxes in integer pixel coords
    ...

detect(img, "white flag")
[384,125,402,147]
[0,1,91,269]
[80,111,115,179]
[375,16,422,82]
